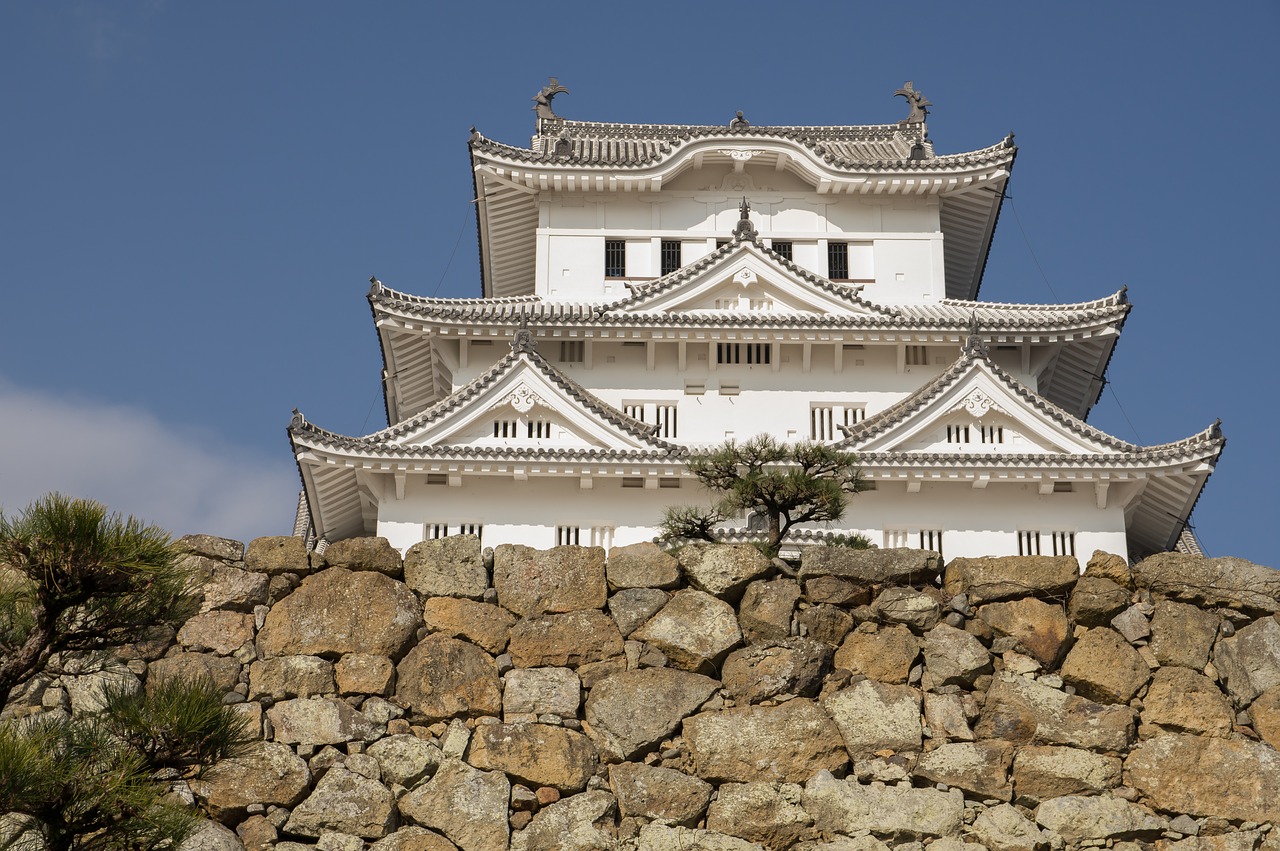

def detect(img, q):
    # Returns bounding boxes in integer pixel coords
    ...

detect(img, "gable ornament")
[498,382,544,414]
[961,389,998,418]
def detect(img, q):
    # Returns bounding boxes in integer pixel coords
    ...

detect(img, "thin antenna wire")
[431,204,473,298]
[359,384,382,435]
[1008,196,1145,443]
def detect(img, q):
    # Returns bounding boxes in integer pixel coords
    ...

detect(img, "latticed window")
[559,341,584,363]
[527,420,551,439]
[980,425,1005,444]
[905,345,929,366]
[661,240,682,275]
[556,526,581,546]
[605,240,626,278]
[426,524,449,540]
[493,419,519,438]
[771,241,793,261]
[828,242,850,279]
[590,526,614,549]
[1018,530,1041,556]
[1051,531,1076,557]
[625,402,678,438]
[918,529,943,556]
[947,425,971,444]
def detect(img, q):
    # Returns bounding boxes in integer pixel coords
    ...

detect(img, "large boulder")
[583,668,719,760]
[174,534,245,563]
[684,699,848,783]
[398,760,509,851]
[631,589,742,674]
[1067,576,1130,627]
[257,568,420,658]
[608,588,669,637]
[1133,552,1280,614]
[366,734,444,788]
[1059,627,1150,704]
[177,611,255,656]
[634,823,765,851]
[971,804,1048,851]
[248,656,336,701]
[913,740,1014,801]
[507,610,624,668]
[1034,796,1167,843]
[467,722,598,792]
[423,597,516,655]
[1125,733,1280,823]
[720,638,830,704]
[147,652,241,694]
[1214,615,1280,706]
[1250,685,1280,750]
[943,556,1078,605]
[976,673,1134,752]
[921,623,991,686]
[1141,667,1233,736]
[199,565,270,613]
[493,544,607,617]
[738,578,801,643]
[677,543,772,599]
[509,790,616,851]
[1149,600,1220,669]
[606,541,680,590]
[266,697,378,744]
[706,782,813,848]
[609,763,712,826]
[502,667,580,719]
[403,536,486,600]
[395,636,501,722]
[284,765,397,839]
[244,536,313,575]
[802,771,963,839]
[872,587,941,631]
[979,598,1070,668]
[322,536,403,577]
[800,547,941,586]
[822,679,922,758]
[834,625,920,685]
[1010,745,1122,802]
[191,741,311,821]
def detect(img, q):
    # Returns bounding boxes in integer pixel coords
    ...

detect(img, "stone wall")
[5,535,1280,851]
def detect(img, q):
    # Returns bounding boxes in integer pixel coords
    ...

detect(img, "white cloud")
[0,379,299,544]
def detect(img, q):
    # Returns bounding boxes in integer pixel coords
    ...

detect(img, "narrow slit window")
[883,529,910,549]
[918,529,943,557]
[828,241,850,279]
[527,420,551,439]
[661,240,682,275]
[559,341,584,363]
[905,345,929,366]
[717,343,741,364]
[605,240,626,278]
[494,419,519,438]
[1051,531,1076,557]
[426,524,449,540]
[980,425,1004,444]
[1018,530,1041,556]
[947,425,971,444]
[811,405,835,441]
[745,343,770,364]
[556,525,581,546]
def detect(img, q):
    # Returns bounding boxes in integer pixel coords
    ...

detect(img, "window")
[812,404,865,440]
[748,297,774,312]
[715,297,738,310]
[1053,481,1074,493]
[621,477,643,489]
[458,523,483,538]
[884,529,910,549]
[605,240,626,278]
[918,529,943,556]
[427,524,449,540]
[556,525,581,546]
[426,474,448,486]
[828,242,850,280]
[980,425,1004,444]
[771,241,793,261]
[716,240,729,249]
[527,420,551,439]
[844,406,866,427]
[718,343,770,364]
[625,402,678,438]
[1051,531,1076,557]
[590,526,615,549]
[905,345,929,366]
[494,419,549,439]
[946,425,971,444]
[1018,530,1041,556]
[659,478,681,489]
[661,240,682,275]
[559,341,584,363]
[493,419,519,438]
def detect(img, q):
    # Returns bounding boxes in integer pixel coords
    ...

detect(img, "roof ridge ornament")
[895,81,931,126]
[290,408,306,430]
[511,316,538,354]
[732,196,758,241]
[729,110,749,131]
[369,276,382,296]
[533,77,569,123]
[963,331,989,359]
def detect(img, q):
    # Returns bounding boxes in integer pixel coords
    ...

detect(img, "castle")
[288,81,1222,564]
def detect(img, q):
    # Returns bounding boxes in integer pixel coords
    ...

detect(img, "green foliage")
[0,495,252,851]
[0,494,199,706]
[824,532,874,549]
[661,434,866,557]
[101,677,253,776]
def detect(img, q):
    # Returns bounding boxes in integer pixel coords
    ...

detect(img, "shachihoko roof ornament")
[533,77,568,121]
[895,81,931,125]
[732,197,758,240]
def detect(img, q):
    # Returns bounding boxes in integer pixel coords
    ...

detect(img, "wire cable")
[431,203,473,298]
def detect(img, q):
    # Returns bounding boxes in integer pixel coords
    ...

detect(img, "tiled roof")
[838,336,1224,460]
[370,281,1130,332]
[470,119,1015,171]
[292,342,680,455]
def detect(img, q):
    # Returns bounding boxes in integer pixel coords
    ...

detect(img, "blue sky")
[1,2,1276,564]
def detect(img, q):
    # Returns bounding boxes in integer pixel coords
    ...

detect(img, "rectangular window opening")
[659,478,681,489]
[426,523,449,540]
[1018,530,1042,556]
[590,526,614,549]
[1051,531,1076,557]
[771,241,793,261]
[559,341,585,363]
[661,240,682,276]
[556,525,581,547]
[426,473,448,486]
[494,419,519,438]
[905,345,929,366]
[621,477,643,489]
[1053,481,1074,493]
[828,241,850,280]
[605,240,626,278]
[946,424,971,444]
[918,529,944,557]
[980,425,1005,444]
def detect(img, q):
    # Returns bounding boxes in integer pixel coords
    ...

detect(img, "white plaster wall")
[535,189,947,303]
[373,473,1124,568]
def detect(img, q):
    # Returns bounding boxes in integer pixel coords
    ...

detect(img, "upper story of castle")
[469,80,1016,306]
